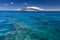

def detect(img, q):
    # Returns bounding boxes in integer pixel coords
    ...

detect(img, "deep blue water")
[0,11,60,40]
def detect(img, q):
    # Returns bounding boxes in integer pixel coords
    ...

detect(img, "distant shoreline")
[0,10,60,12]
[0,11,60,13]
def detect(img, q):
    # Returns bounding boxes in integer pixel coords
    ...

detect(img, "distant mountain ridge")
[21,7,44,11]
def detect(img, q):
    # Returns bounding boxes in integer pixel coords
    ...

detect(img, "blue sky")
[0,0,60,11]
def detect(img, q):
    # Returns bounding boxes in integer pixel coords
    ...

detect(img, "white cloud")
[4,3,8,5]
[10,2,14,4]
[24,2,27,5]
[26,6,44,11]
[16,9,21,11]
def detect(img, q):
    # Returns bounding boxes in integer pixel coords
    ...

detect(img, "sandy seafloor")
[0,11,60,40]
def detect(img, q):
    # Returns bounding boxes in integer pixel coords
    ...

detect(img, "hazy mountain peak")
[21,6,44,11]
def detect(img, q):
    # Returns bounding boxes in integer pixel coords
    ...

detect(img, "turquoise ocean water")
[0,11,60,40]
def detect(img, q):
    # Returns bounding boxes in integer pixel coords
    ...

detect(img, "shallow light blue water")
[0,11,60,40]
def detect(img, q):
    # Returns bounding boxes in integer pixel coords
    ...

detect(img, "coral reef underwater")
[5,17,60,40]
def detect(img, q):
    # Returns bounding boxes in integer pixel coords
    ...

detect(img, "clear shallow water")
[0,11,60,40]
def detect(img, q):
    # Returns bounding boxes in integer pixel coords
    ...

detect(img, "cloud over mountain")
[20,7,44,11]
